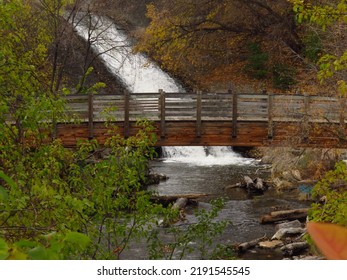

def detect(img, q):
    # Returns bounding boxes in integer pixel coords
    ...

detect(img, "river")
[143,146,310,260]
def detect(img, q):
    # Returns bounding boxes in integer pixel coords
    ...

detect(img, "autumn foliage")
[307,222,347,260]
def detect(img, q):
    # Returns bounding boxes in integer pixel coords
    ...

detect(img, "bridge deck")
[55,91,347,147]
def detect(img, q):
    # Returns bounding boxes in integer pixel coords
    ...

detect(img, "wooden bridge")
[56,91,347,147]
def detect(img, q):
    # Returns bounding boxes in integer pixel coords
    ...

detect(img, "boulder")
[275,220,302,231]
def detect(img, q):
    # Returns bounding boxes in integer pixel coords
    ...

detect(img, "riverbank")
[144,149,316,260]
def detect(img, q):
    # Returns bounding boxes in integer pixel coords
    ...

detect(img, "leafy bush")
[272,63,296,89]
[309,161,347,226]
[303,31,322,63]
[244,42,269,79]
[146,199,231,260]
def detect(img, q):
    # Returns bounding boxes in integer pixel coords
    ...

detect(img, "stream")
[122,147,310,260]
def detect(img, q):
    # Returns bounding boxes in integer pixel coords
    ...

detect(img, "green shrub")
[244,42,269,79]
[303,31,322,63]
[309,161,347,227]
[272,63,296,89]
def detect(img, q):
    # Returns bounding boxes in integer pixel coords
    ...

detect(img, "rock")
[291,170,302,181]
[172,198,188,210]
[254,178,266,191]
[272,178,294,190]
[244,176,254,187]
[146,173,169,185]
[282,170,301,183]
[281,242,309,257]
[271,227,306,240]
[258,240,283,249]
[275,220,302,231]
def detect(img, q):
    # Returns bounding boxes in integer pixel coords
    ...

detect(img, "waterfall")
[162,146,254,166]
[72,12,253,166]
[71,13,183,93]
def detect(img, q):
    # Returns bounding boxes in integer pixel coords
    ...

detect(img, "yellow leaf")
[307,222,347,260]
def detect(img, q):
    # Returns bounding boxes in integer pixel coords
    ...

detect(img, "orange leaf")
[307,222,347,260]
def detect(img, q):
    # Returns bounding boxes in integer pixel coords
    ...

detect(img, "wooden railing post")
[231,89,238,138]
[124,91,130,138]
[196,91,202,137]
[159,89,166,138]
[268,92,274,139]
[88,92,94,139]
[52,114,57,140]
[303,92,310,141]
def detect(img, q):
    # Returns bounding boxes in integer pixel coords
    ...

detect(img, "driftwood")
[151,193,208,206]
[271,227,306,240]
[258,240,283,249]
[238,235,267,253]
[260,208,309,224]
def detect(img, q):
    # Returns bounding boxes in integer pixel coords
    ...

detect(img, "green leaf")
[14,240,37,249]
[0,186,9,202]
[28,246,48,260]
[0,170,17,190]
[64,232,90,249]
[0,238,9,260]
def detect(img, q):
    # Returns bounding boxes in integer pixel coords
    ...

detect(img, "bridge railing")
[62,91,346,138]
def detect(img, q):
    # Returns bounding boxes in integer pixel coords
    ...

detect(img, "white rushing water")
[71,12,253,166]
[71,13,183,93]
[162,146,255,166]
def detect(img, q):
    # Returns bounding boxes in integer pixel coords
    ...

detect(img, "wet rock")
[281,242,309,257]
[146,173,169,185]
[275,220,302,231]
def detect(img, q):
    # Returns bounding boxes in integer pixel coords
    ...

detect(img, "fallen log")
[271,227,306,240]
[238,234,267,253]
[225,183,242,190]
[151,193,208,205]
[260,208,308,224]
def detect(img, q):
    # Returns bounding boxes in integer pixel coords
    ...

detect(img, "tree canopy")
[137,0,302,90]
